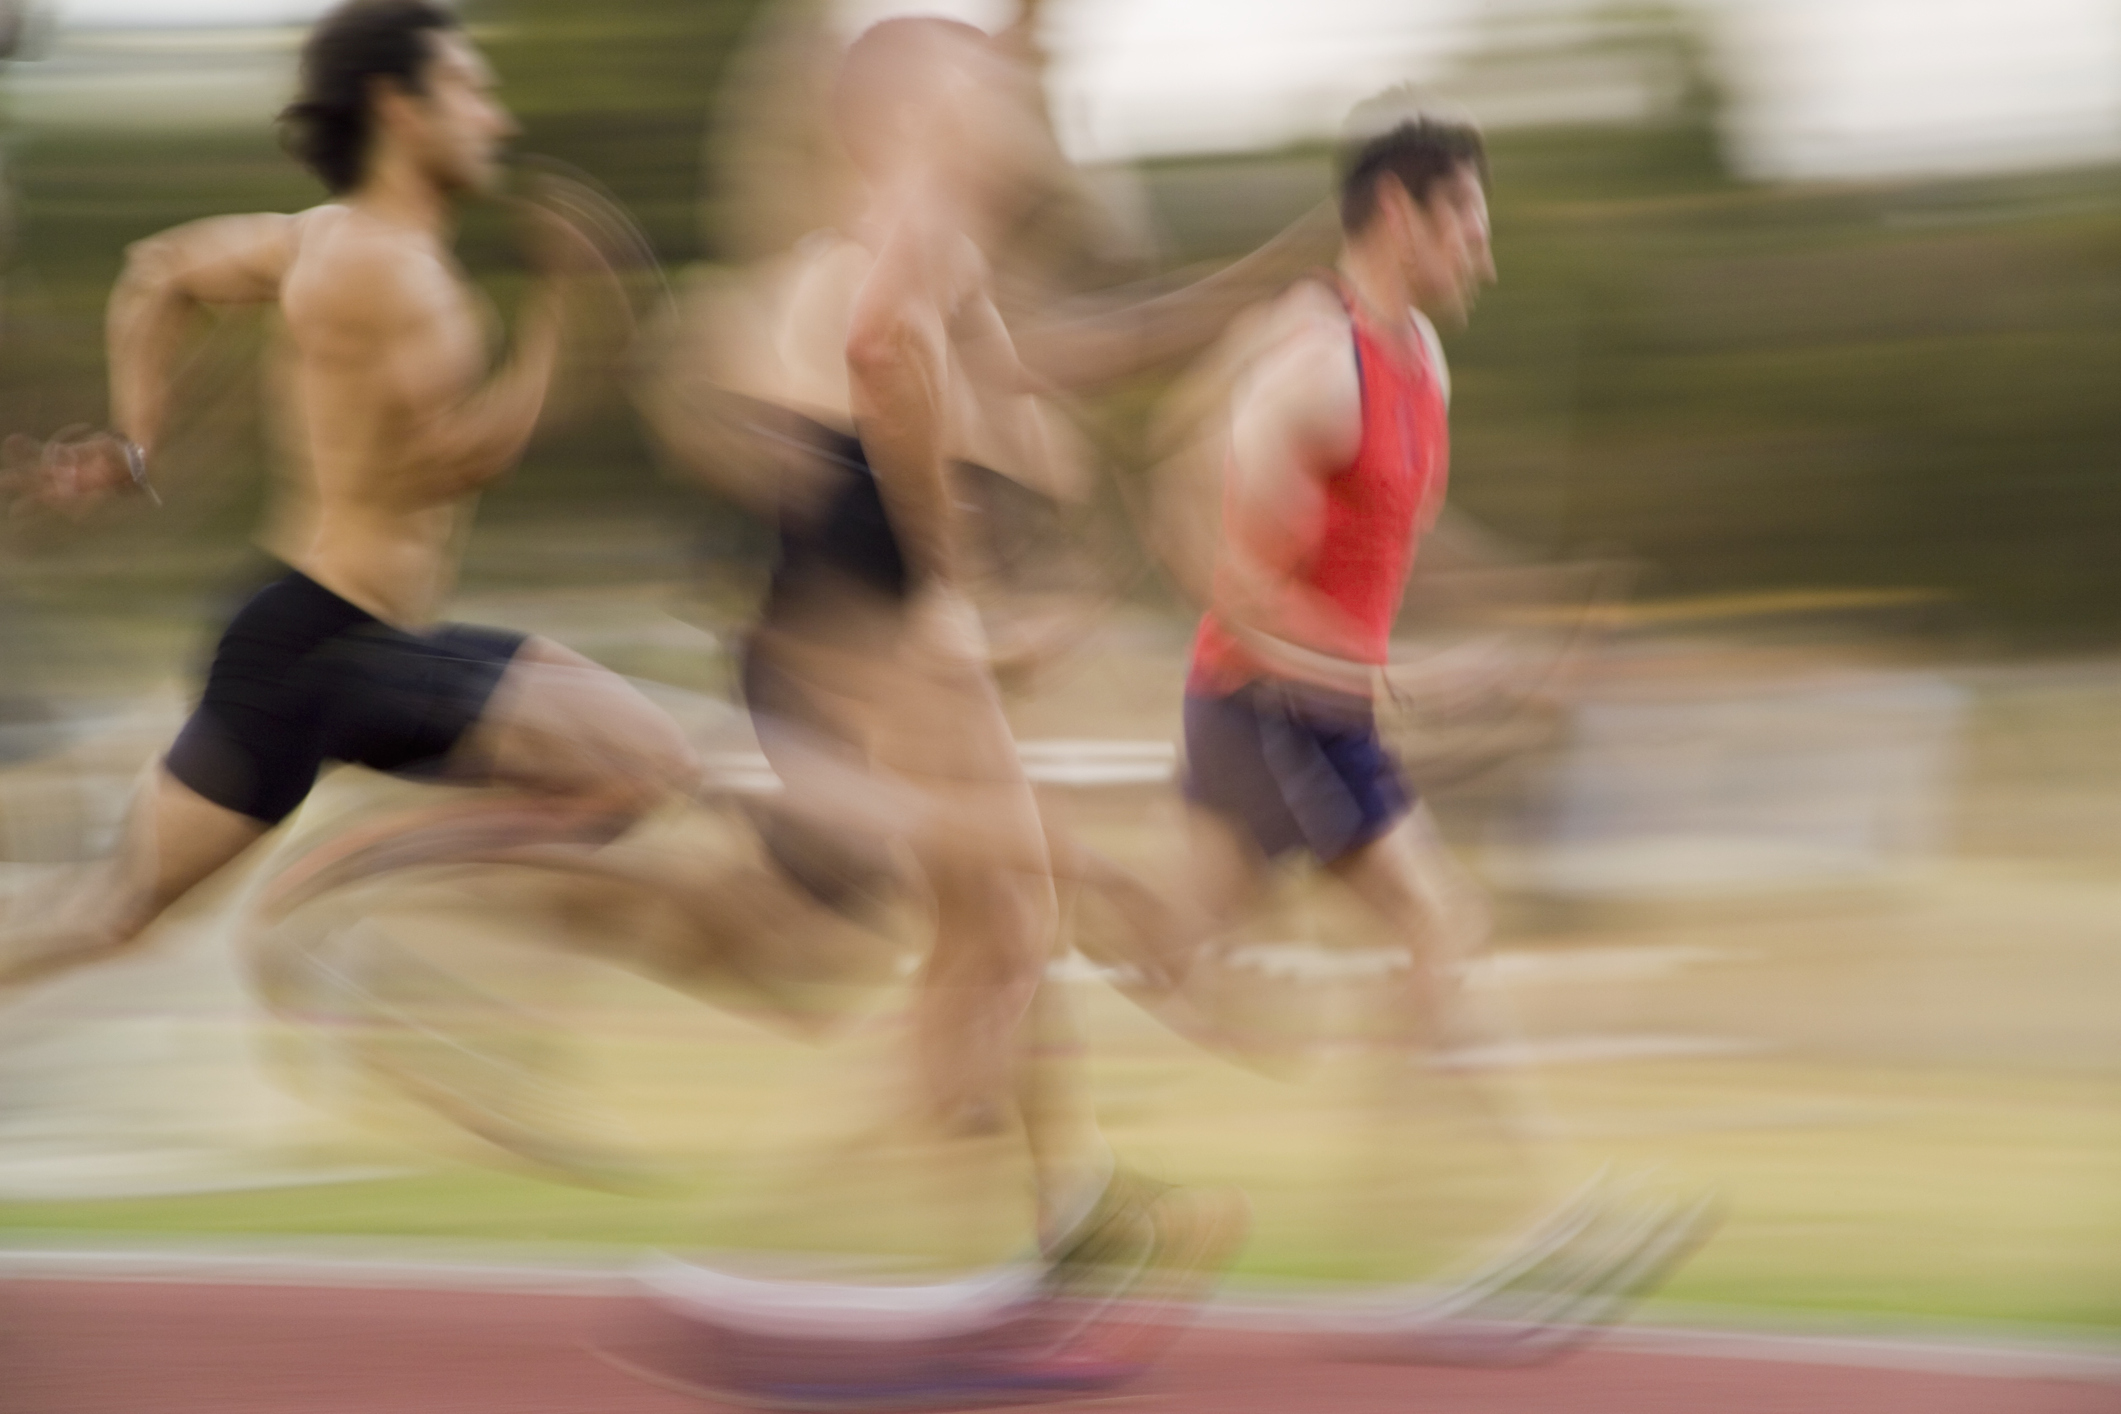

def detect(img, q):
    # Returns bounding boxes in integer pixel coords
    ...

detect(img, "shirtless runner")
[0,0,696,988]
[576,20,1286,1401]
[665,12,1214,1250]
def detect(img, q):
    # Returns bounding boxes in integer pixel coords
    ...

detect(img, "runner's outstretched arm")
[999,202,1339,391]
[845,223,957,584]
[109,212,301,461]
[1200,293,1387,678]
[0,212,306,512]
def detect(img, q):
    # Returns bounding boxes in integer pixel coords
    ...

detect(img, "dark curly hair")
[278,0,460,194]
[1338,116,1488,234]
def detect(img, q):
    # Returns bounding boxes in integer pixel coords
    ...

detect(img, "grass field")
[1,1049,2114,1331]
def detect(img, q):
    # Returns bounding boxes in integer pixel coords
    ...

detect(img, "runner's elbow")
[112,237,189,315]
[844,310,922,388]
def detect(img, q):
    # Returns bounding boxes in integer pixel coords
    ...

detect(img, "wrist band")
[119,438,160,505]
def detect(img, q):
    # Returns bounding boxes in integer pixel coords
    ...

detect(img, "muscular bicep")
[124,212,301,307]
[1222,314,1360,566]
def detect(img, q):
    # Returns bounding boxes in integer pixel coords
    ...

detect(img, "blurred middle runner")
[641,15,1303,1275]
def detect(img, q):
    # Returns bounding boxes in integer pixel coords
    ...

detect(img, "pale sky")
[38,0,2121,180]
[1712,0,2121,179]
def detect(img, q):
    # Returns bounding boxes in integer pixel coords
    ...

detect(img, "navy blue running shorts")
[1181,680,1412,864]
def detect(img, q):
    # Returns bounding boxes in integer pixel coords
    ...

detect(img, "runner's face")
[408,33,516,193]
[1403,165,1494,323]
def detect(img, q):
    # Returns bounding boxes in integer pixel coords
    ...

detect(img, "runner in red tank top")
[1187,276,1450,699]
[1067,107,1717,1357]
[1176,119,1486,870]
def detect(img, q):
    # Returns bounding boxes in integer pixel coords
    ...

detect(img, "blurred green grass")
[0,1035,2111,1332]
[4,3,2119,638]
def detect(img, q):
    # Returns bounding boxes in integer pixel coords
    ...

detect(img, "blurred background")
[0,0,2114,1358]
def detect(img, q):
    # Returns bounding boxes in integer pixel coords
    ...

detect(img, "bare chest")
[409,275,499,399]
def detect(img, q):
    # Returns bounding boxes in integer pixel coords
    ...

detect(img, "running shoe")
[608,1257,1125,1410]
[1036,1167,1251,1374]
[608,1173,1248,1409]
[1337,1173,1722,1366]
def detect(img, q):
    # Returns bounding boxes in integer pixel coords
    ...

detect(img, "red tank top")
[1188,284,1450,695]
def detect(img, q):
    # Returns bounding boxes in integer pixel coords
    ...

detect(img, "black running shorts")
[164,569,526,824]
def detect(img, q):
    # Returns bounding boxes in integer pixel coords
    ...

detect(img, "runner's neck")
[1334,250,1417,360]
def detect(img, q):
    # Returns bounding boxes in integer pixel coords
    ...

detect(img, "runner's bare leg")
[0,768,266,988]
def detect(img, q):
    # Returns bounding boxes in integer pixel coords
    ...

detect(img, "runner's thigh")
[460,636,698,797]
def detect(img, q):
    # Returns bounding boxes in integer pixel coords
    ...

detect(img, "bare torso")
[275,205,495,626]
[748,232,1083,506]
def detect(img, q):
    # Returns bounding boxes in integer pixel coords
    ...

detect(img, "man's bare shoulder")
[1212,279,1349,382]
[1263,277,1354,355]
[1230,278,1361,466]
[120,209,310,305]
[281,207,453,341]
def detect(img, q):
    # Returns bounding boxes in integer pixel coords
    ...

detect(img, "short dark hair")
[1337,116,1488,233]
[279,0,460,194]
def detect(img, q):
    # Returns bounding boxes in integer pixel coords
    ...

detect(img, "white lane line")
[1605,1322,2121,1384]
[702,740,1180,793]
[1015,741,1176,762]
[0,1240,630,1296]
[1075,943,1747,986]
[1436,1035,1775,1068]
[1477,944,1755,985]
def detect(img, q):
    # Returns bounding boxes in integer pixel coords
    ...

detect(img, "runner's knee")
[932,865,1054,983]
[615,712,702,807]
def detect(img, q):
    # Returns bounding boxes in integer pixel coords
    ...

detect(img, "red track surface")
[2,1280,2110,1414]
